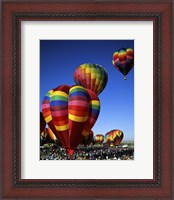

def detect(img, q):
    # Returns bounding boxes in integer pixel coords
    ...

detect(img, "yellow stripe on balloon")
[91,72,96,79]
[95,78,100,85]
[48,128,57,141]
[113,52,118,56]
[91,100,100,106]
[91,67,96,75]
[69,85,83,92]
[80,65,86,69]
[45,115,52,123]
[53,91,68,98]
[48,89,53,94]
[69,114,88,122]
[85,67,91,73]
[97,80,104,93]
[117,131,122,136]
[55,124,69,131]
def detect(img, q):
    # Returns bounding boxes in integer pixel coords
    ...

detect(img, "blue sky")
[40,40,134,141]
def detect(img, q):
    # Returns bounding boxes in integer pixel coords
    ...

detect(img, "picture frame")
[1,0,173,199]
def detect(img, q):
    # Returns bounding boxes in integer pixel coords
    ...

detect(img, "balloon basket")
[66,149,75,159]
[124,75,127,80]
[68,154,75,160]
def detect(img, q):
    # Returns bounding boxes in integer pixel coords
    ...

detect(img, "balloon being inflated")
[82,130,93,146]
[42,85,100,155]
[105,129,124,146]
[93,134,104,145]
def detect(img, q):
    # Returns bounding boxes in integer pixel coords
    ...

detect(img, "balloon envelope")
[74,63,108,95]
[42,85,100,155]
[94,134,104,145]
[105,129,124,146]
[82,130,93,146]
[112,48,134,79]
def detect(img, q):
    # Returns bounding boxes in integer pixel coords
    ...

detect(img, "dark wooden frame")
[1,0,173,199]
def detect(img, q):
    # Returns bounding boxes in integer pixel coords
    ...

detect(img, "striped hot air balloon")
[105,129,124,146]
[42,85,100,155]
[94,134,104,145]
[112,48,134,80]
[74,63,108,95]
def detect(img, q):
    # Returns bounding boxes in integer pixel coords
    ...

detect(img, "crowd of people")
[40,144,134,160]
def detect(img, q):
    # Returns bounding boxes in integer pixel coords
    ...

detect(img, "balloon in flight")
[112,48,134,80]
[74,63,108,95]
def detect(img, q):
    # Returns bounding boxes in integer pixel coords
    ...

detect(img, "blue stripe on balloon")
[90,109,99,115]
[69,91,89,99]
[43,96,50,101]
[50,100,68,107]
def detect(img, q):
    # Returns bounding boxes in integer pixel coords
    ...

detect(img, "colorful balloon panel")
[68,86,90,150]
[47,127,57,142]
[105,129,124,146]
[74,63,108,95]
[94,134,104,144]
[82,89,100,136]
[41,89,59,137]
[50,85,69,132]
[112,48,134,79]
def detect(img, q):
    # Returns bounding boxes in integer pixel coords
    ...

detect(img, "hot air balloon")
[112,48,134,80]
[82,130,93,146]
[40,112,46,134]
[105,129,124,146]
[74,63,108,95]
[42,85,100,155]
[94,134,104,146]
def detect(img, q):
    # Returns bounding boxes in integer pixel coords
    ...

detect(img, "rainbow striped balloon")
[42,85,100,155]
[105,129,124,146]
[74,63,108,95]
[112,48,134,80]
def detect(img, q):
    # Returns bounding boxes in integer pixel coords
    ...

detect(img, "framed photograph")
[1,0,173,199]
